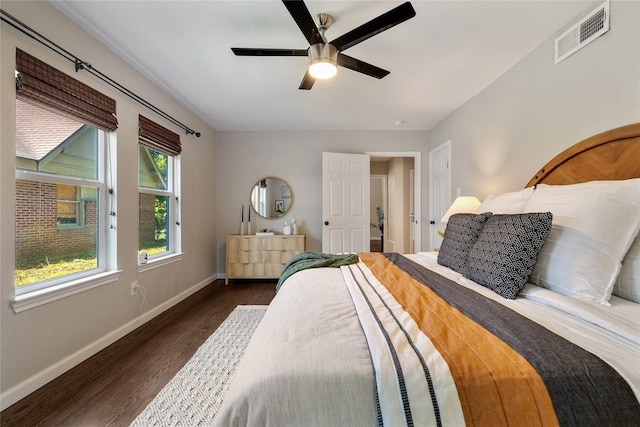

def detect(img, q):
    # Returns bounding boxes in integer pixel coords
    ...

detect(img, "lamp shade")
[440,196,481,222]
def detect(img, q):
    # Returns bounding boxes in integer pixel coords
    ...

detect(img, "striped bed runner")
[342,252,640,426]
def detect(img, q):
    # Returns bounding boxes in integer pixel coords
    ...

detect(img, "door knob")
[324,221,329,226]
[429,220,435,225]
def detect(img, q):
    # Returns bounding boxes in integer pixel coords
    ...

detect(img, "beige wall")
[1,1,217,408]
[214,131,428,267]
[428,0,640,202]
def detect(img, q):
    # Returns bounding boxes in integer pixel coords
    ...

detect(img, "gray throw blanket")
[276,252,359,291]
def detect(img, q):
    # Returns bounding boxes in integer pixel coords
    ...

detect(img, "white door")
[322,152,370,253]
[429,141,451,250]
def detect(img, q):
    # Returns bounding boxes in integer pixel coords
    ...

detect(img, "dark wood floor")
[0,279,276,427]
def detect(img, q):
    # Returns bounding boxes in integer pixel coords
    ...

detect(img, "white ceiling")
[52,1,599,132]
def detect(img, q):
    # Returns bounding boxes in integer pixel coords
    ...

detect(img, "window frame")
[12,50,120,312]
[14,130,108,296]
[137,146,182,263]
[12,132,120,313]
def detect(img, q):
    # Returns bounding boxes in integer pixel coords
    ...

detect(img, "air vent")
[555,0,610,64]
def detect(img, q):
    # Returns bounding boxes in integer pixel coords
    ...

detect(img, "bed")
[214,123,640,426]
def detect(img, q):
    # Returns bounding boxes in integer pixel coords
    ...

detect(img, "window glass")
[16,100,98,179]
[15,184,99,287]
[15,100,105,289]
[138,193,169,255]
[138,145,178,259]
[139,146,168,190]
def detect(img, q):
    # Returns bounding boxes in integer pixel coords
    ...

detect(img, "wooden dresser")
[225,234,305,284]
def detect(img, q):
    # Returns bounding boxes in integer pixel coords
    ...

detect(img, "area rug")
[130,305,268,426]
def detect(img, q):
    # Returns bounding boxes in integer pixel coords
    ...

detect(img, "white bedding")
[214,252,640,426]
[411,252,640,399]
[214,267,378,426]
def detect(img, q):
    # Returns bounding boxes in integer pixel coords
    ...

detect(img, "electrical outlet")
[131,281,139,296]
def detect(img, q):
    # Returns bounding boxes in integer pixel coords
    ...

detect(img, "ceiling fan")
[231,1,416,90]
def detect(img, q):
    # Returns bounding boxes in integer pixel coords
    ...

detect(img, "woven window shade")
[139,115,181,156]
[15,48,118,132]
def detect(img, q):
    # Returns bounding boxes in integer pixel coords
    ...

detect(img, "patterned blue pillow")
[465,212,553,299]
[437,213,493,275]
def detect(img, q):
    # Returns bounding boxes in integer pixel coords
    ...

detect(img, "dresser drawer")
[225,234,305,284]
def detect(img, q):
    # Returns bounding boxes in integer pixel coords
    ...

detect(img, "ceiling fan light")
[308,43,337,79]
[309,61,337,79]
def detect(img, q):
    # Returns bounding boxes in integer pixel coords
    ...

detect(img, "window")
[13,49,118,309]
[138,115,181,261]
[15,100,108,289]
[57,184,83,227]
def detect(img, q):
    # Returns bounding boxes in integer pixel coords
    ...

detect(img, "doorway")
[368,152,421,253]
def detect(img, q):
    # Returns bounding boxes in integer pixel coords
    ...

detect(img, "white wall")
[214,131,428,268]
[1,1,218,409]
[428,0,640,201]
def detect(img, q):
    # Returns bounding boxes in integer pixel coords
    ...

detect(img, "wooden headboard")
[526,123,640,187]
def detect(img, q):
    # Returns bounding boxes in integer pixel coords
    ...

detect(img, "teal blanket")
[276,252,359,291]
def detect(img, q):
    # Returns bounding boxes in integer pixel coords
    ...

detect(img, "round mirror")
[250,177,293,219]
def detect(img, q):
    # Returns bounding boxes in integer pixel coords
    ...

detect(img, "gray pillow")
[437,213,493,275]
[465,212,553,299]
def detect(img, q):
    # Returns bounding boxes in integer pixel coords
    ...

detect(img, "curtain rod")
[0,8,201,138]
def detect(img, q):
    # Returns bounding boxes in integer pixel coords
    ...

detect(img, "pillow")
[437,213,493,275]
[477,187,534,214]
[612,235,640,303]
[465,213,553,299]
[524,179,640,304]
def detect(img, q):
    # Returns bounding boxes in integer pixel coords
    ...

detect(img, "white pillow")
[524,179,640,304]
[477,187,534,214]
[613,235,640,303]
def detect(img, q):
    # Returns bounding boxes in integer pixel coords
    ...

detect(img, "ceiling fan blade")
[298,72,316,90]
[330,1,416,52]
[337,53,390,79]
[232,48,308,56]
[282,0,324,46]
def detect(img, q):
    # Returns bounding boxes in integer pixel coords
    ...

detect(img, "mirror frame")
[250,177,293,220]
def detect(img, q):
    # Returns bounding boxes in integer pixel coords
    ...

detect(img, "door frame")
[366,151,421,253]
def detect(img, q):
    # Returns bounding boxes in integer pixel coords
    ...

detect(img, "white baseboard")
[0,274,216,411]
